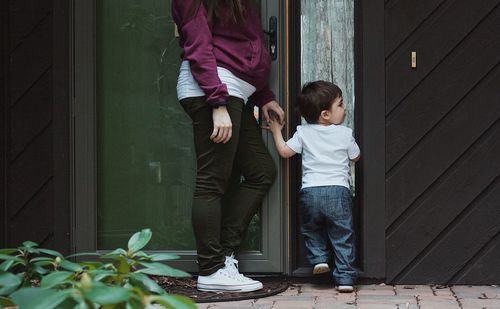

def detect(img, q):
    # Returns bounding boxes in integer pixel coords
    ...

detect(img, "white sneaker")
[197,256,263,292]
[336,285,354,293]
[313,263,330,275]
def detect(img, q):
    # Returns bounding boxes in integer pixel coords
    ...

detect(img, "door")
[73,0,284,273]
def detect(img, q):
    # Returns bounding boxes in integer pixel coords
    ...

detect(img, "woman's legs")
[181,96,244,276]
[181,97,275,276]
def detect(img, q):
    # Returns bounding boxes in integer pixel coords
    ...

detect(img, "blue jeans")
[300,185,357,285]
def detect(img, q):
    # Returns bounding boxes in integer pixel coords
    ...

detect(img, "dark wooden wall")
[0,0,70,253]
[385,0,500,284]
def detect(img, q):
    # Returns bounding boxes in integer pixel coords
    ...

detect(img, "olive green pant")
[181,96,276,276]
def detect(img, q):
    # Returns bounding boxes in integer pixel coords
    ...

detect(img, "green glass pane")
[96,0,261,251]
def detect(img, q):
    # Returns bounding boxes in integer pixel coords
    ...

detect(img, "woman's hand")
[262,100,285,125]
[211,106,232,144]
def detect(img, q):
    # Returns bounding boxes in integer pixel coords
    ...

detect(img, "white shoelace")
[225,254,251,281]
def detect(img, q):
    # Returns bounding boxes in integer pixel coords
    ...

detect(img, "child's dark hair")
[298,80,342,124]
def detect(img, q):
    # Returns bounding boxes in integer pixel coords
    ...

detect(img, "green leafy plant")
[0,240,64,287]
[0,229,196,309]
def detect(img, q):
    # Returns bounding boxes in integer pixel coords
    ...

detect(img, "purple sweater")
[172,0,275,107]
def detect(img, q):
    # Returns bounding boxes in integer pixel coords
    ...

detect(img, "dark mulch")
[29,276,289,303]
[153,276,290,303]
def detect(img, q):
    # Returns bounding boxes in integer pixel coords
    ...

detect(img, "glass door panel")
[96,0,262,251]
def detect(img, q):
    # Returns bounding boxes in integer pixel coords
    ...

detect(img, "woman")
[172,0,284,292]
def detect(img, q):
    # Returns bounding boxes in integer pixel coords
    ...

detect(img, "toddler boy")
[267,81,360,292]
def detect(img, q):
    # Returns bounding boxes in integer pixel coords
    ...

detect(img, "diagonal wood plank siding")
[1,0,69,252]
[385,0,500,284]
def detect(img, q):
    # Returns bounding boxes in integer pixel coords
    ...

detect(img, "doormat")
[153,276,290,303]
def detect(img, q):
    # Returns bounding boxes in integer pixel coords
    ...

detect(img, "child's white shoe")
[336,285,354,293]
[312,263,330,274]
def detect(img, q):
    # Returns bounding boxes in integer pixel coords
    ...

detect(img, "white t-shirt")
[176,60,256,103]
[286,124,360,189]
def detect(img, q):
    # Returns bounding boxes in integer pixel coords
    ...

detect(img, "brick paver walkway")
[196,284,500,308]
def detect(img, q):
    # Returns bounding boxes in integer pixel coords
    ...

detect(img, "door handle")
[265,16,278,61]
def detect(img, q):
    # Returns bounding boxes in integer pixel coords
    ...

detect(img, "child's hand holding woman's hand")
[262,100,285,125]
[267,117,284,134]
[264,112,296,159]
